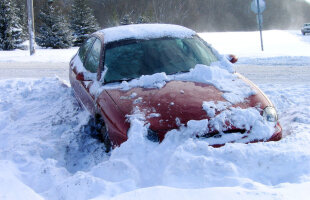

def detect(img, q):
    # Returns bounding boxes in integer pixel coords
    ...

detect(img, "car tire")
[95,114,112,153]
[83,115,112,152]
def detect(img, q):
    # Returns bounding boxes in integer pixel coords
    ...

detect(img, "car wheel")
[83,115,112,152]
[302,32,305,35]
[95,114,112,153]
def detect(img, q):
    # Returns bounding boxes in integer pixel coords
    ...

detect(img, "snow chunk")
[133,97,143,104]
[119,72,169,91]
[172,64,255,103]
[202,101,231,118]
[147,113,161,119]
[99,24,196,44]
[164,106,274,145]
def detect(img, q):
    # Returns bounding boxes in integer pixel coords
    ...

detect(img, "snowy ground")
[0,30,310,199]
[200,30,310,66]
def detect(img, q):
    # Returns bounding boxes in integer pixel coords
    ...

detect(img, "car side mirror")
[76,72,85,81]
[227,54,238,64]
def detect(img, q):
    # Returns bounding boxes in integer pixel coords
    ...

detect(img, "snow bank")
[0,48,78,63]
[91,183,310,200]
[0,161,43,200]
[1,78,310,199]
[99,24,196,44]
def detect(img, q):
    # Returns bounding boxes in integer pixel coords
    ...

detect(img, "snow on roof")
[98,24,196,44]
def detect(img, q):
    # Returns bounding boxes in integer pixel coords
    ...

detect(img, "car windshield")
[103,36,218,83]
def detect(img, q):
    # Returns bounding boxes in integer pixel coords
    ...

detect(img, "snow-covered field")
[200,30,310,66]
[0,30,310,200]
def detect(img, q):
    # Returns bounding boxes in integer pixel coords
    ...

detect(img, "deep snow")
[0,30,310,200]
[1,78,310,200]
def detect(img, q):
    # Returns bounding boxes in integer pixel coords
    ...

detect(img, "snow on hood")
[126,102,275,146]
[87,62,253,104]
[98,24,196,44]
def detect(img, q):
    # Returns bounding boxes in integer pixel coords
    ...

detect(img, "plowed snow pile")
[0,78,310,200]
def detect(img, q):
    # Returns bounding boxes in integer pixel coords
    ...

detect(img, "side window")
[84,39,102,73]
[78,37,96,63]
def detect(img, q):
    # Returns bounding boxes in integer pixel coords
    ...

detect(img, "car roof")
[96,24,196,44]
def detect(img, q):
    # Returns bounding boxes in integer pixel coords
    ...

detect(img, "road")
[0,62,69,81]
[235,64,310,84]
[1,62,310,85]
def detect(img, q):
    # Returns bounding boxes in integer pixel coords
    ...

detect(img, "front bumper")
[267,122,282,142]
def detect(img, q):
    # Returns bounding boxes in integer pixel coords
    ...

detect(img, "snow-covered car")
[69,24,282,150]
[301,23,310,35]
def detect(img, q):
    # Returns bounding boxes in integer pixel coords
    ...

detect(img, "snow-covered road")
[0,30,310,200]
[2,62,310,85]
[236,65,310,84]
[0,62,69,80]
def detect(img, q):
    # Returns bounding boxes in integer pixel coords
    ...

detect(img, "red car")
[69,24,282,150]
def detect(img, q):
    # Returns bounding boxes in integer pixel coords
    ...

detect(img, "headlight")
[263,106,278,123]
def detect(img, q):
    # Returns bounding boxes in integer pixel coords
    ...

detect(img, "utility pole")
[27,0,35,55]
[256,0,264,51]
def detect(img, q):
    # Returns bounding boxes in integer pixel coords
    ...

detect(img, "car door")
[70,37,102,115]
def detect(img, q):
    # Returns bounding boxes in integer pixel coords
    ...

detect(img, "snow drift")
[0,78,310,200]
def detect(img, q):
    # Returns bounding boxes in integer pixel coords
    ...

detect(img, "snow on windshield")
[99,24,196,44]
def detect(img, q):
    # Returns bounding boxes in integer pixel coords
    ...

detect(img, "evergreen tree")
[0,0,23,50]
[120,14,133,25]
[136,15,151,24]
[36,0,72,49]
[15,0,28,40]
[70,0,99,46]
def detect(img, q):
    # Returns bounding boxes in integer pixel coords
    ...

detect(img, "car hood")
[105,73,272,138]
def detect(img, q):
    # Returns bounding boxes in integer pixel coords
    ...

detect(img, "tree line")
[1,0,99,50]
[1,0,310,50]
